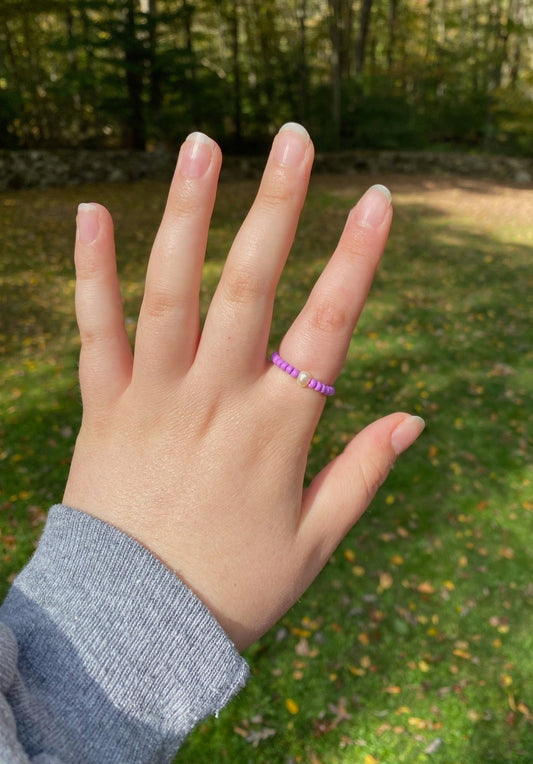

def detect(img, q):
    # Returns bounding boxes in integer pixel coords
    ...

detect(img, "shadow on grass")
[187,177,533,763]
[1,174,532,763]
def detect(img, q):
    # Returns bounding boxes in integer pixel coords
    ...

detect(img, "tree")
[122,0,147,149]
[0,0,532,153]
[355,0,373,75]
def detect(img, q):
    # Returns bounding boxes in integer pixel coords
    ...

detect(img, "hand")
[63,124,424,651]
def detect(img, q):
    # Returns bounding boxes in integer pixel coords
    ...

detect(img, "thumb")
[298,413,425,566]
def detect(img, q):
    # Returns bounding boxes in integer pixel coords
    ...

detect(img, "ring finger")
[269,185,393,411]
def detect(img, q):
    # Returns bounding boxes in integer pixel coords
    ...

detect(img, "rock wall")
[1,147,532,191]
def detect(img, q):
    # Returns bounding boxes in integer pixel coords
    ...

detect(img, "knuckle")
[358,455,388,501]
[308,299,347,336]
[168,183,203,217]
[142,287,187,320]
[344,225,379,261]
[257,170,296,211]
[79,324,116,348]
[221,268,265,306]
[75,252,100,281]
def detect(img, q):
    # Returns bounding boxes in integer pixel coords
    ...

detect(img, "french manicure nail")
[356,184,392,229]
[391,415,426,456]
[279,122,310,137]
[77,203,100,244]
[273,123,310,167]
[179,132,214,178]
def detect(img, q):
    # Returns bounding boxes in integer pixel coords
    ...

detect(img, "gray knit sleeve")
[0,505,249,763]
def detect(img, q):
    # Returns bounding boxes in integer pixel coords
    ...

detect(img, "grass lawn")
[1,170,533,763]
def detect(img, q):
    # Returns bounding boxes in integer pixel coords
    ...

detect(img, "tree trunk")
[148,0,162,114]
[329,0,342,145]
[386,0,398,71]
[21,13,48,144]
[229,0,242,146]
[355,0,373,75]
[124,0,146,150]
[508,0,524,87]
[180,0,199,128]
[297,0,309,123]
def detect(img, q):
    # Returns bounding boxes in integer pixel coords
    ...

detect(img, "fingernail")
[355,184,392,229]
[273,123,310,167]
[77,203,100,244]
[179,132,214,178]
[391,415,425,456]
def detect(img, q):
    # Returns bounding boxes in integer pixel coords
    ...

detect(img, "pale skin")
[63,123,425,652]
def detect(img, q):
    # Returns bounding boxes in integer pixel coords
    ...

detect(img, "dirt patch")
[307,172,533,238]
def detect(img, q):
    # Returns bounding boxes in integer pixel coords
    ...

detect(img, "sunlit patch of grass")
[1,173,532,762]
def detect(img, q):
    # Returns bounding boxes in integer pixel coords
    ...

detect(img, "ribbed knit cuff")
[1,505,249,763]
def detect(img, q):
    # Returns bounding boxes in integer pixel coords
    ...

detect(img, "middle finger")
[198,123,314,378]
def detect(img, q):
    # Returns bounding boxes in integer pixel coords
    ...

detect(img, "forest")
[1,0,533,155]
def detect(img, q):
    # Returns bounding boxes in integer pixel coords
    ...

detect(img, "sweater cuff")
[1,504,249,763]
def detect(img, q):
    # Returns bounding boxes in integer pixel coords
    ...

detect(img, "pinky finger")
[74,203,133,412]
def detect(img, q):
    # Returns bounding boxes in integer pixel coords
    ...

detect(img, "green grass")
[1,173,533,763]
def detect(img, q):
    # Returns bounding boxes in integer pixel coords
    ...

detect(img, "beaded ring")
[271,351,335,396]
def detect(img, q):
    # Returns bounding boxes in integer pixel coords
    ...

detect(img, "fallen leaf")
[286,698,299,715]
[246,727,276,747]
[425,737,443,754]
[328,697,351,726]
[378,572,394,591]
[518,702,533,721]
[408,716,428,729]
[295,638,318,657]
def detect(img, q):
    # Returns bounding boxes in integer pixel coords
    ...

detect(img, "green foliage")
[0,0,532,152]
[1,173,533,761]
[491,86,533,155]
[341,81,421,150]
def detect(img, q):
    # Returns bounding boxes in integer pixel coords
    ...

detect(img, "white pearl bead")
[297,371,312,387]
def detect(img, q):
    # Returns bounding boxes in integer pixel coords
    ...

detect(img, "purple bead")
[271,350,335,397]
